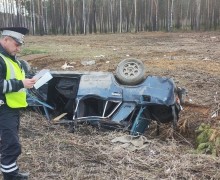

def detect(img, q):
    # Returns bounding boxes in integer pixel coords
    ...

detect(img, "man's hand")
[22,78,37,89]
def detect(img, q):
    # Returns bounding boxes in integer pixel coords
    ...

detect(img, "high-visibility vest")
[0,54,27,108]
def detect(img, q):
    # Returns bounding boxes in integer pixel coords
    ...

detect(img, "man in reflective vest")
[0,27,36,180]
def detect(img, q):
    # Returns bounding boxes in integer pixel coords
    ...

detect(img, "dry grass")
[1,110,219,180]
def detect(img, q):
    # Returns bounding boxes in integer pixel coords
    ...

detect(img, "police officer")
[0,27,36,180]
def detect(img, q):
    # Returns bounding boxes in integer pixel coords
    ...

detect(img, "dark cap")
[0,27,29,45]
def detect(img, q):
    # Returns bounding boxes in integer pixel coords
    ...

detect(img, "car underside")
[25,58,185,135]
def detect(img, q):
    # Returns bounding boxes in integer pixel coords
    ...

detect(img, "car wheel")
[115,58,145,85]
[19,59,31,74]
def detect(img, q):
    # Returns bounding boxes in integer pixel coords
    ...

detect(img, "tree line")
[0,0,220,35]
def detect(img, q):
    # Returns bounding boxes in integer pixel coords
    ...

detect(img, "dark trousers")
[0,105,21,176]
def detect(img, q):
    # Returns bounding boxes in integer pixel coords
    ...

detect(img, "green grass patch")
[21,48,48,56]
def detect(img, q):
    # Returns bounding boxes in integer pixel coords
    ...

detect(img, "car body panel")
[27,70,181,135]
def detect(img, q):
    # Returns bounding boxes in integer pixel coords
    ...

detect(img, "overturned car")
[26,58,185,135]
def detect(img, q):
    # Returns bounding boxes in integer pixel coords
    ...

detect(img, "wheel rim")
[122,62,140,78]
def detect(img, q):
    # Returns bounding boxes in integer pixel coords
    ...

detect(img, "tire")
[115,58,145,85]
[19,59,31,74]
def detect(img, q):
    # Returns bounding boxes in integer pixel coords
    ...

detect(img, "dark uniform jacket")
[0,44,25,129]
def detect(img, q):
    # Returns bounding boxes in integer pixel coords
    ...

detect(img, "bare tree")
[134,0,137,32]
[1,0,220,34]
[153,0,158,31]
[83,0,86,34]
[119,0,122,33]
[195,0,201,31]
[65,0,72,35]
[31,0,36,34]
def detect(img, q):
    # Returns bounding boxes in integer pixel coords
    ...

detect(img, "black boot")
[3,172,29,180]
[3,173,13,180]
[13,172,29,180]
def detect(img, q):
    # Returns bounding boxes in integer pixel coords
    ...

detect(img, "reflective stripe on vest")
[0,54,27,108]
